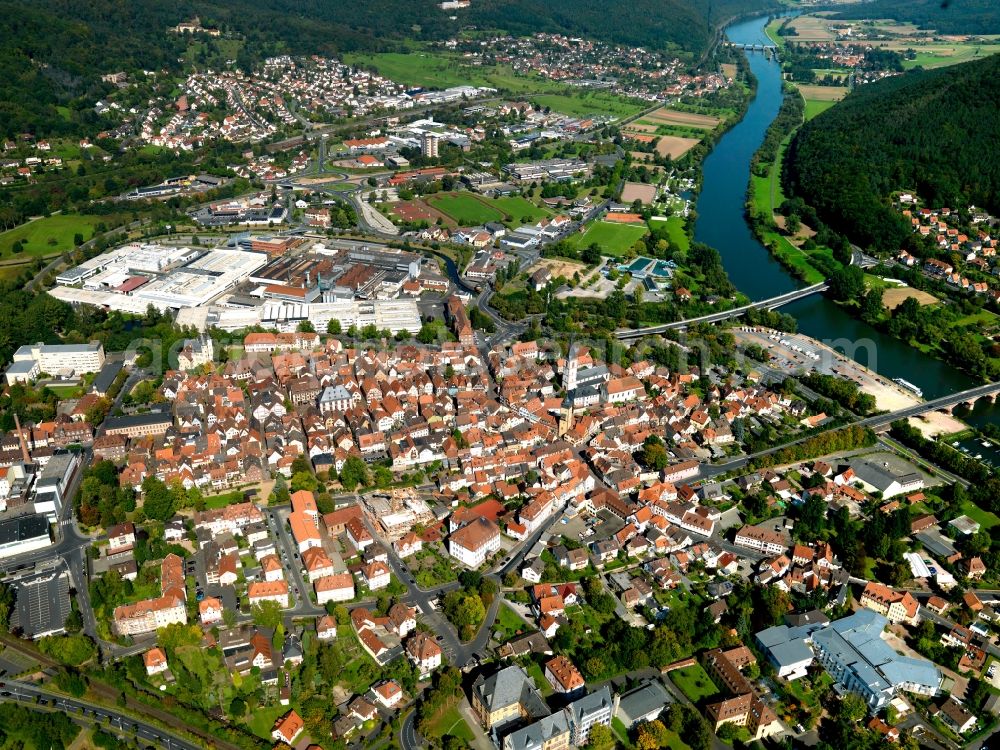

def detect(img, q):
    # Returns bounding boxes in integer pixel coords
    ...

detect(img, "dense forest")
[831,0,1000,34]
[784,54,1000,252]
[0,0,775,138]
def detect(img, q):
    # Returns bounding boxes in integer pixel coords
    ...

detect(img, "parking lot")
[557,509,626,547]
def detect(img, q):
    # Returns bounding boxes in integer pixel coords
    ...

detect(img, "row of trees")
[889,419,1000,514]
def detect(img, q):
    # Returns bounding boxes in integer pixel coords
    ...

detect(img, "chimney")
[13,413,30,464]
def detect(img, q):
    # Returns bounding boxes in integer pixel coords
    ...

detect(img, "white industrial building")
[175,299,422,334]
[12,342,105,378]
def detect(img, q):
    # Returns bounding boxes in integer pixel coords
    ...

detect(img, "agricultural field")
[642,106,721,129]
[785,15,840,42]
[566,220,648,257]
[655,136,702,159]
[0,213,106,261]
[794,85,849,102]
[426,193,505,226]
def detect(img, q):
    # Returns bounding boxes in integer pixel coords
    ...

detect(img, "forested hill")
[784,54,1000,252]
[0,0,774,138]
[830,0,1000,35]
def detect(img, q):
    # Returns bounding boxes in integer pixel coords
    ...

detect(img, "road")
[690,380,1000,480]
[265,507,325,616]
[0,678,201,750]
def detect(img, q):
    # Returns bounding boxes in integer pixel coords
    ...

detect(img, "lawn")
[567,221,649,257]
[427,193,505,226]
[42,384,86,398]
[424,704,475,743]
[495,603,530,639]
[529,92,646,120]
[526,660,554,696]
[664,730,692,750]
[803,99,836,121]
[248,704,294,739]
[203,490,246,509]
[649,215,690,252]
[0,213,105,261]
[959,499,1000,530]
[489,196,551,224]
[669,663,720,703]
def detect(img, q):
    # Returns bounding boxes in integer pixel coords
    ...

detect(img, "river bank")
[699,15,1000,428]
[734,326,967,437]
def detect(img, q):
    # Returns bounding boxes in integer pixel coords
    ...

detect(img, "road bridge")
[615,282,828,340]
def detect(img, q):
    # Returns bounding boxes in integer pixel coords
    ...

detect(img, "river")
[699,15,999,427]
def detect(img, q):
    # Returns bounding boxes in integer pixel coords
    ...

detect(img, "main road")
[694,380,1000,479]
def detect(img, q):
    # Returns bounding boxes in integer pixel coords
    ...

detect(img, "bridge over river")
[615,282,827,341]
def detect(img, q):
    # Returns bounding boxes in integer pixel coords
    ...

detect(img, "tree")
[251,601,283,630]
[585,723,615,750]
[327,319,342,335]
[827,265,865,303]
[339,456,369,491]
[641,438,669,471]
[290,471,319,492]
[141,476,175,521]
[839,693,868,723]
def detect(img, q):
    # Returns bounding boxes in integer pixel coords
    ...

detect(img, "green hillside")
[784,54,1000,252]
[0,0,775,138]
[830,0,1000,35]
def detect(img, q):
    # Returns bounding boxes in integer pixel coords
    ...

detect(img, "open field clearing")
[391,199,451,226]
[531,257,588,279]
[529,91,646,119]
[804,99,837,120]
[0,214,105,261]
[882,286,939,310]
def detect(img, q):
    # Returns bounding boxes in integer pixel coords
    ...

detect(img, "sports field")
[0,213,105,261]
[568,221,648,257]
[427,193,505,226]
